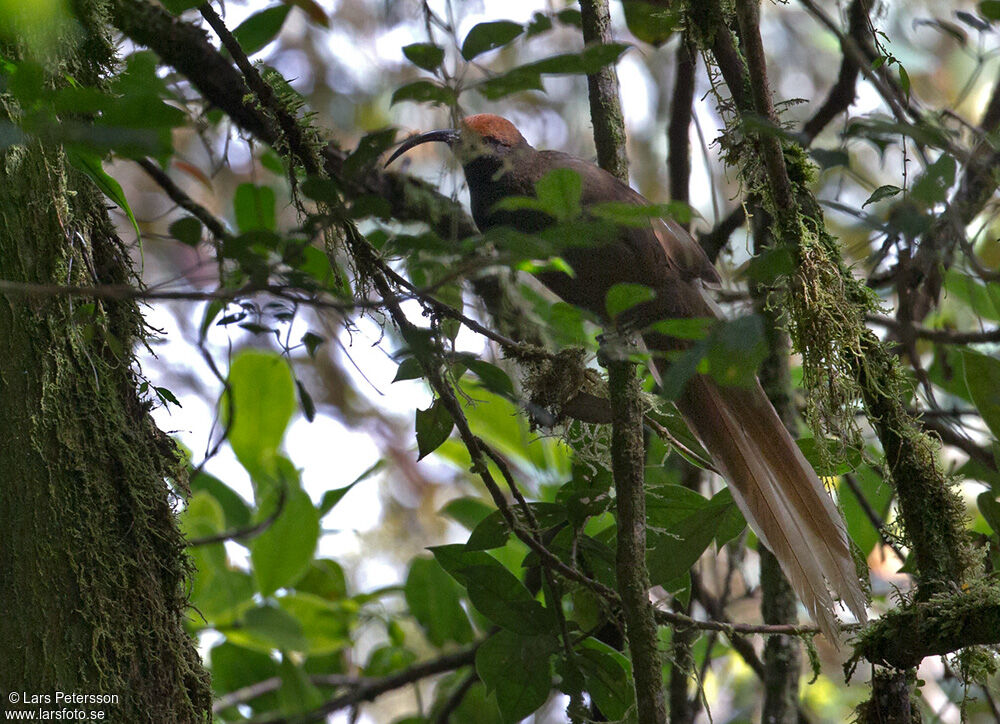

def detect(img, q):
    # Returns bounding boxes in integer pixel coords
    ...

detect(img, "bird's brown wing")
[541,152,719,285]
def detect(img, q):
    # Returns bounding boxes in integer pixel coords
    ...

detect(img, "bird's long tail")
[674,373,868,642]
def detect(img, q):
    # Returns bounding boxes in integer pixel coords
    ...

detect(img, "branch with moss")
[580,1,666,719]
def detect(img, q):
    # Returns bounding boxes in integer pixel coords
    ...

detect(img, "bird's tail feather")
[674,373,868,642]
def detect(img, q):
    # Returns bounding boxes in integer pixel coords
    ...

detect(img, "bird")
[386,113,868,641]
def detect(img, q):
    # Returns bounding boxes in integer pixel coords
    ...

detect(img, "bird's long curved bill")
[384,129,459,167]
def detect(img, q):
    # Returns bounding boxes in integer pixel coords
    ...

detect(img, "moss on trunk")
[0,4,211,720]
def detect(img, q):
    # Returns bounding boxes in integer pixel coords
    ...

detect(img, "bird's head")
[384,114,529,168]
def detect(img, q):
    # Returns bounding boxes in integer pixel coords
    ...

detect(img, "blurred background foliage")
[5,0,1000,721]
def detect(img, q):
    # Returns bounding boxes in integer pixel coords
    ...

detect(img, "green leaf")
[605,282,656,320]
[226,350,296,480]
[390,80,456,107]
[296,559,347,600]
[840,466,893,556]
[251,486,320,596]
[963,349,1000,441]
[574,638,634,720]
[364,644,417,677]
[475,68,545,100]
[535,168,582,220]
[403,42,445,71]
[978,491,1000,535]
[430,544,555,634]
[301,331,324,358]
[647,317,714,341]
[231,603,308,652]
[276,656,324,713]
[393,357,425,383]
[169,216,203,246]
[440,497,496,531]
[981,1,1000,20]
[862,184,902,207]
[161,0,202,13]
[190,470,252,529]
[461,21,524,60]
[589,199,693,227]
[898,65,911,99]
[622,0,679,45]
[476,630,556,723]
[404,557,474,646]
[234,183,277,232]
[317,460,383,516]
[911,153,956,205]
[465,359,515,398]
[466,503,567,550]
[343,128,398,177]
[66,149,141,243]
[796,437,863,476]
[705,315,767,388]
[943,269,1000,322]
[645,484,741,585]
[296,379,315,422]
[232,5,292,56]
[210,642,280,712]
[416,399,454,460]
[279,593,352,654]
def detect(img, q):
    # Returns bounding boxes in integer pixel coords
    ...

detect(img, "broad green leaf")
[963,349,1000,440]
[645,484,741,585]
[430,544,555,634]
[622,0,679,45]
[190,470,252,529]
[181,490,226,540]
[161,0,202,13]
[840,465,893,556]
[981,1,1000,20]
[416,399,454,460]
[605,282,655,320]
[440,497,496,531]
[251,486,320,596]
[466,503,567,550]
[318,459,384,516]
[465,359,515,398]
[234,183,277,232]
[977,491,1000,535]
[404,557,474,646]
[66,149,141,242]
[343,128,398,177]
[461,21,524,60]
[944,269,1000,321]
[796,437,863,476]
[535,168,582,220]
[364,644,418,676]
[647,317,714,341]
[862,184,902,207]
[169,216,202,246]
[589,199,693,227]
[403,42,445,71]
[390,80,456,107]
[705,315,767,388]
[278,593,352,654]
[911,153,956,205]
[226,350,296,479]
[229,603,308,652]
[296,559,348,600]
[574,638,635,720]
[210,642,281,712]
[232,5,292,56]
[476,630,557,723]
[275,656,324,714]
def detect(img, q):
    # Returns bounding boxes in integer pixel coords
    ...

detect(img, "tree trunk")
[0,6,211,721]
